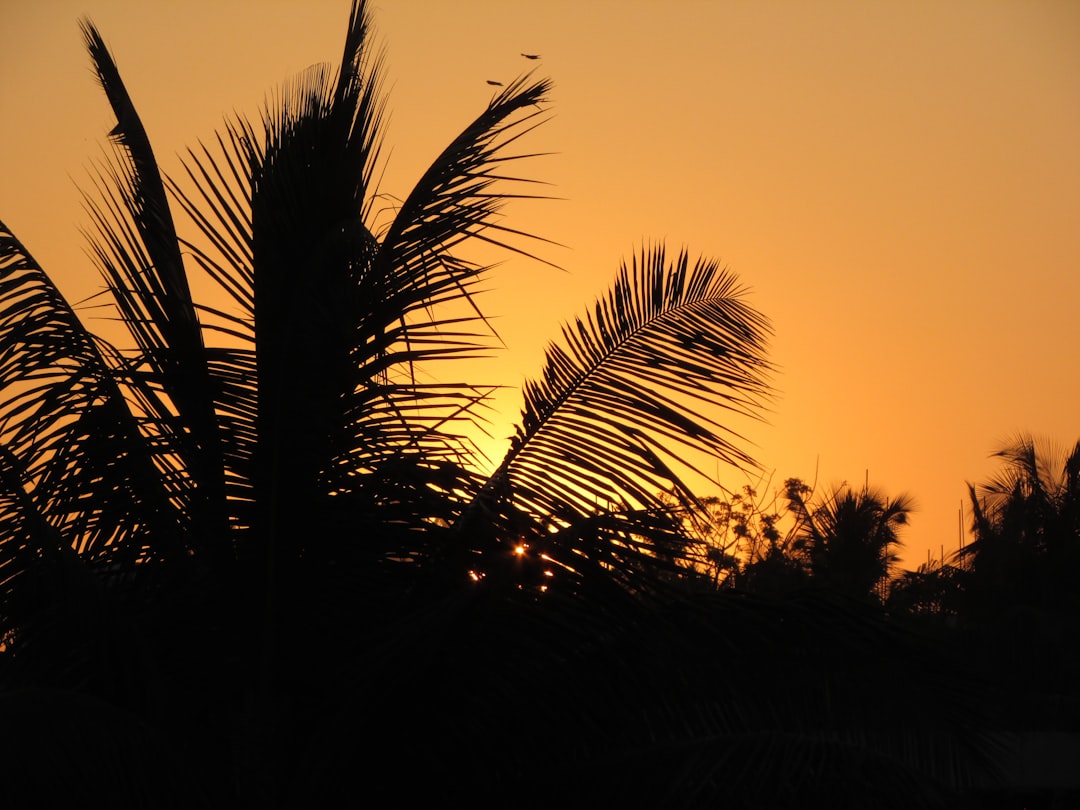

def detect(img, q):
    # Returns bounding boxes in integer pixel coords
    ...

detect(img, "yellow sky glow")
[2,0,1078,568]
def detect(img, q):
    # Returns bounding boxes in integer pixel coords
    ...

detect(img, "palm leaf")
[169,120,258,327]
[519,246,771,504]
[336,72,557,483]
[376,72,555,275]
[80,21,231,562]
[0,221,198,693]
[454,245,773,589]
[0,221,186,559]
[81,21,202,366]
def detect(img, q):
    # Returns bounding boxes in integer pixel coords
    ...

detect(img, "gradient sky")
[3,0,1078,568]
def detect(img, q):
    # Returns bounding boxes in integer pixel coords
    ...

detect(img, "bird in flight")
[486,79,504,86]
[521,53,541,60]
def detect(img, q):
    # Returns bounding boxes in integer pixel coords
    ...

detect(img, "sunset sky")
[2,0,1078,568]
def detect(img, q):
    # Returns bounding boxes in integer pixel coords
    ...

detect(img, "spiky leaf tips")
[0,0,778,669]
[67,3,559,592]
[457,245,774,593]
[81,22,233,574]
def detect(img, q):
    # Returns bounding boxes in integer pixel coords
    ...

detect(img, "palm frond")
[519,245,770,501]
[376,72,555,276]
[169,120,258,327]
[0,221,201,694]
[81,21,201,397]
[0,221,186,559]
[339,71,558,465]
[451,245,772,588]
[80,20,231,560]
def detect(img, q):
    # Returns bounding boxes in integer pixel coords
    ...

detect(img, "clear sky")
[2,0,1078,569]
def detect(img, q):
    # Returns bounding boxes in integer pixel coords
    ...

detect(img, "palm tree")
[785,481,913,602]
[962,433,1080,614]
[948,435,1080,773]
[0,0,781,803]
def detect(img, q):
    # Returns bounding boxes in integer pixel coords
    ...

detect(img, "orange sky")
[3,0,1078,568]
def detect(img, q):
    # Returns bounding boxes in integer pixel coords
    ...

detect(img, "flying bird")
[521,53,541,60]
[486,79,504,86]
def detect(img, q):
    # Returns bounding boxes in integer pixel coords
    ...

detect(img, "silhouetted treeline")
[0,1,1074,807]
[690,435,1080,625]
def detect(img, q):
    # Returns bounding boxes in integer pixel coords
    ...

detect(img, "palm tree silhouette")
[963,433,1080,614]
[785,481,912,602]
[0,3,1000,806]
[0,0,774,801]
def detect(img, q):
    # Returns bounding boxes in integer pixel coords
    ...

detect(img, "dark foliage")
[0,3,1008,807]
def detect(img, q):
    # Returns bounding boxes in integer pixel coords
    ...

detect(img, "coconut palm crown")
[0,0,772,682]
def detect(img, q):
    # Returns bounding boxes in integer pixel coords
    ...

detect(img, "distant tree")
[886,560,966,620]
[686,476,917,602]
[723,477,810,594]
[961,434,1080,615]
[682,479,788,588]
[786,480,913,602]
[942,435,1080,739]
